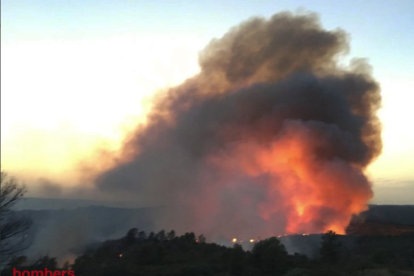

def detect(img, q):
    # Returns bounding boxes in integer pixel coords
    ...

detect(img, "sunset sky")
[2,0,413,204]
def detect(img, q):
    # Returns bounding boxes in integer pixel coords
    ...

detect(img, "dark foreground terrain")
[2,229,414,276]
[2,204,413,276]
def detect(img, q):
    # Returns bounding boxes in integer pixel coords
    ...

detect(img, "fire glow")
[93,11,382,240]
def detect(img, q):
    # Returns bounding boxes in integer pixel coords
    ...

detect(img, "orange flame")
[208,121,372,235]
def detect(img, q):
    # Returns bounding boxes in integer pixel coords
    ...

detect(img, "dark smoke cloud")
[93,11,381,239]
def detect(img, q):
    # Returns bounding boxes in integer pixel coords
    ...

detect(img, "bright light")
[1,34,203,185]
[232,238,237,243]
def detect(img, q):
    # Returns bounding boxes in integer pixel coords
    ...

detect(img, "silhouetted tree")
[251,237,289,275]
[167,230,176,240]
[156,229,166,241]
[138,230,147,241]
[0,171,32,264]
[320,230,341,264]
[124,228,138,245]
[197,234,206,243]
[181,232,196,243]
[229,243,246,275]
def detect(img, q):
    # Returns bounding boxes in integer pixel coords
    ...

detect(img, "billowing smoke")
[94,11,381,240]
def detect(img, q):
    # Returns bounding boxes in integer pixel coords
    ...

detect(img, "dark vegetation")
[2,172,413,275]
[2,229,414,276]
[0,172,32,265]
[10,204,414,261]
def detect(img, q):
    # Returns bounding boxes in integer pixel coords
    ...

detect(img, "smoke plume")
[94,11,381,239]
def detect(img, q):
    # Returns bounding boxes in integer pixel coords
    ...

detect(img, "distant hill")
[13,203,414,261]
[16,205,159,261]
[347,205,414,235]
[360,205,414,224]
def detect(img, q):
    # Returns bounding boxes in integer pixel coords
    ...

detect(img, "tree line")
[1,171,414,276]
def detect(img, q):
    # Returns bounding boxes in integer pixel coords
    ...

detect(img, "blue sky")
[3,0,413,76]
[2,0,414,204]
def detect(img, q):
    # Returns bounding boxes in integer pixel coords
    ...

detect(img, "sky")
[1,0,414,204]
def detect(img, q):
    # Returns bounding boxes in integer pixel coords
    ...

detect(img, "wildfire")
[92,12,381,241]
[209,121,373,236]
